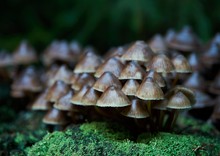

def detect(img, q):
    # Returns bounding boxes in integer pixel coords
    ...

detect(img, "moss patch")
[27,121,220,156]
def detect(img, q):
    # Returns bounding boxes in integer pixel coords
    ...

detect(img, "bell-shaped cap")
[184,72,207,91]
[0,51,14,67]
[13,40,37,65]
[136,77,164,100]
[69,73,80,86]
[172,54,192,73]
[166,85,196,105]
[168,26,200,52]
[69,40,82,62]
[31,89,52,110]
[210,72,220,95]
[201,43,220,65]
[104,46,125,60]
[94,57,124,78]
[166,91,192,109]
[146,54,175,73]
[46,80,69,102]
[42,108,69,125]
[93,72,122,92]
[74,52,102,73]
[119,61,146,80]
[48,65,73,86]
[70,85,90,105]
[187,53,201,71]
[148,34,167,52]
[121,99,150,118]
[145,70,166,87]
[54,90,75,111]
[122,79,139,96]
[165,29,176,43]
[72,73,95,90]
[121,41,154,62]
[11,67,43,92]
[81,87,100,106]
[96,86,131,107]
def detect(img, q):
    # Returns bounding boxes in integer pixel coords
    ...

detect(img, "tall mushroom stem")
[165,110,179,131]
[172,73,179,87]
[147,101,152,115]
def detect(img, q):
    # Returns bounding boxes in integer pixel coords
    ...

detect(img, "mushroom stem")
[165,110,179,131]
[147,101,152,115]
[172,73,179,87]
[158,110,165,130]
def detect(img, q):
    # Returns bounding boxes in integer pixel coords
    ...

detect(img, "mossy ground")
[27,119,220,156]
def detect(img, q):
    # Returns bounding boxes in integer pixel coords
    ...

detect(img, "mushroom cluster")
[3,26,220,132]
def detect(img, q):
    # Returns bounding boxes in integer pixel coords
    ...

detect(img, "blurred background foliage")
[0,0,220,52]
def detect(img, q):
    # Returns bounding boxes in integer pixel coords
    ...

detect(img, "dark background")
[1,0,220,53]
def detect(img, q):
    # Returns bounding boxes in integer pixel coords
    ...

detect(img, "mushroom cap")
[96,86,131,107]
[121,99,150,118]
[148,34,167,52]
[172,54,192,73]
[94,57,124,78]
[168,26,200,52]
[165,29,176,43]
[0,51,14,67]
[11,67,43,92]
[69,73,80,86]
[209,72,220,95]
[121,79,140,96]
[48,65,73,86]
[72,73,95,90]
[93,72,122,92]
[136,77,164,100]
[70,85,90,105]
[13,40,37,65]
[166,85,196,105]
[146,54,175,73]
[121,41,154,62]
[42,108,69,125]
[81,87,100,106]
[145,70,166,87]
[54,90,75,111]
[187,53,201,71]
[104,46,125,60]
[184,72,207,91]
[74,52,102,73]
[166,91,192,109]
[192,91,215,108]
[46,80,69,102]
[119,61,146,80]
[201,43,220,65]
[31,89,52,110]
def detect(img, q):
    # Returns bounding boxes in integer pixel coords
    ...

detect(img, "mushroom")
[121,41,154,62]
[148,34,167,52]
[121,79,140,97]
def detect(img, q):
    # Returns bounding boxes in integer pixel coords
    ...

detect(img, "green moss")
[27,121,220,156]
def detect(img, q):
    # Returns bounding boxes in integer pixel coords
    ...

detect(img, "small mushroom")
[145,70,166,88]
[43,108,69,125]
[122,79,140,96]
[81,87,101,106]
[93,72,122,92]
[71,85,90,105]
[96,86,131,107]
[72,73,95,90]
[148,34,167,52]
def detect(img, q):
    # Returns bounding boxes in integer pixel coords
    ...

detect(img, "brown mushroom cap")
[148,34,167,52]
[48,65,73,86]
[71,85,90,105]
[184,72,207,91]
[42,108,69,125]
[121,41,154,62]
[0,51,14,67]
[136,77,164,100]
[72,73,95,90]
[210,72,220,95]
[104,46,125,60]
[46,80,69,102]
[121,79,140,96]
[168,26,200,52]
[145,70,166,87]
[13,40,37,65]
[172,54,192,73]
[11,67,43,92]
[94,57,124,78]
[31,89,52,110]
[93,72,122,92]
[201,43,220,65]
[166,91,192,109]
[81,87,100,106]
[121,99,150,118]
[119,61,146,80]
[96,86,131,107]
[146,54,175,73]
[74,52,102,73]
[54,90,75,111]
